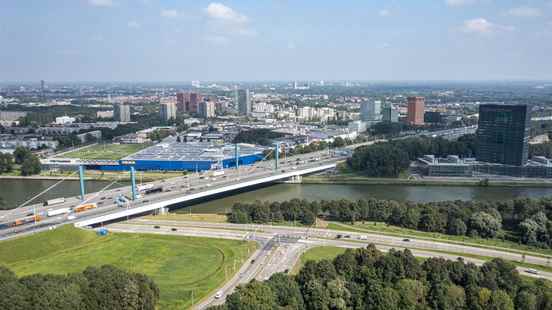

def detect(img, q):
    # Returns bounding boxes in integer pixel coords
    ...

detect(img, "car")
[526,269,539,275]
[143,200,150,203]
[344,235,351,238]
[402,238,411,242]
[100,197,106,200]
[336,234,343,239]
[214,291,223,299]
[154,225,160,229]
[67,215,76,220]
[98,202,104,205]
[171,228,177,232]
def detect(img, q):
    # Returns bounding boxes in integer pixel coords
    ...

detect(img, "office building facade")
[477,104,530,166]
[360,100,382,122]
[198,100,216,119]
[236,89,251,116]
[382,105,399,122]
[407,96,425,125]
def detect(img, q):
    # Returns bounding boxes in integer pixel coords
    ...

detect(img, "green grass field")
[0,225,256,309]
[292,246,347,274]
[61,143,150,160]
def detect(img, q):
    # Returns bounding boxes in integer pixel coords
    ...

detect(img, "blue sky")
[1,0,552,82]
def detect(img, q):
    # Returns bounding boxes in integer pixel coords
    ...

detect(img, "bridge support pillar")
[285,175,302,184]
[78,165,86,201]
[274,142,280,171]
[130,166,137,200]
[234,144,240,170]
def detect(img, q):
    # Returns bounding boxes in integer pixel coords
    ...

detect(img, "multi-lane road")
[0,150,345,239]
[105,218,552,309]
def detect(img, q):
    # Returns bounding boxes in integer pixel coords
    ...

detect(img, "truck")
[43,197,65,206]
[4,215,43,228]
[212,170,225,177]
[144,186,163,195]
[47,207,71,217]
[137,184,154,192]
[73,203,97,213]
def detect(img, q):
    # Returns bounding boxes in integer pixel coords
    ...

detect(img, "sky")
[1,0,552,82]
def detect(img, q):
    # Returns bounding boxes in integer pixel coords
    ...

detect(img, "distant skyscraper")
[407,96,425,125]
[360,100,382,122]
[114,103,131,122]
[176,92,185,112]
[188,93,201,114]
[477,104,530,166]
[40,80,45,102]
[382,105,399,122]
[160,101,177,121]
[198,100,216,119]
[236,89,251,116]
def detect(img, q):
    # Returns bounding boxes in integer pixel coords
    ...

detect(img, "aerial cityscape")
[2,1,552,310]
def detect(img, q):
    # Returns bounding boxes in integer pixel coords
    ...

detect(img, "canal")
[3,179,552,213]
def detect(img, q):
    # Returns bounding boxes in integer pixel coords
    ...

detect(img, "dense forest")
[210,245,552,310]
[0,265,159,310]
[348,135,478,177]
[228,197,552,249]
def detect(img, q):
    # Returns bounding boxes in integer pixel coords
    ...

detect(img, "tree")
[13,146,31,164]
[448,218,468,236]
[469,211,502,238]
[488,290,514,310]
[266,273,304,309]
[0,153,13,173]
[20,154,41,176]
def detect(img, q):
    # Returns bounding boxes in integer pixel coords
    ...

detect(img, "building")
[55,116,76,125]
[382,105,399,122]
[96,110,114,119]
[360,100,382,122]
[477,104,530,166]
[160,101,177,121]
[198,100,216,118]
[236,89,251,116]
[424,111,442,124]
[407,96,425,125]
[176,92,185,112]
[114,103,131,122]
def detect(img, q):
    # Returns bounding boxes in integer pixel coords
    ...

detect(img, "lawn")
[292,246,347,274]
[61,143,150,160]
[0,225,256,310]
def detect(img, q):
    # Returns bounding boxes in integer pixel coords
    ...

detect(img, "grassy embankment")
[0,225,256,310]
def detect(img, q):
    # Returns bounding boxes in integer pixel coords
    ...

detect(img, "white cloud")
[88,0,113,7]
[203,2,255,42]
[379,9,390,17]
[506,7,542,17]
[127,21,140,29]
[205,3,248,24]
[446,0,478,7]
[462,18,514,35]
[160,9,179,18]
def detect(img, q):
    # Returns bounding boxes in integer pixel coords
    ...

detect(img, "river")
[3,179,552,213]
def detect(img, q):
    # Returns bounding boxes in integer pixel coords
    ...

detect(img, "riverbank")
[303,175,552,187]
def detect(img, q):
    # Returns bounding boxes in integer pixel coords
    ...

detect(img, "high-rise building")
[407,96,425,125]
[187,93,201,114]
[424,111,443,124]
[236,89,251,116]
[382,105,399,122]
[477,104,530,166]
[198,100,216,119]
[114,103,131,122]
[160,101,177,121]
[40,80,45,102]
[176,92,185,112]
[360,100,382,122]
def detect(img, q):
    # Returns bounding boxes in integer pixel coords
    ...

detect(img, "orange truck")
[12,215,42,227]
[73,203,97,213]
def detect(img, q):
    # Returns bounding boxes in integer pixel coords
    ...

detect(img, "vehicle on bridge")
[73,203,97,213]
[43,198,66,206]
[47,207,71,217]
[0,214,42,229]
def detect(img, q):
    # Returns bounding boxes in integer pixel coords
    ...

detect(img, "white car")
[214,291,223,299]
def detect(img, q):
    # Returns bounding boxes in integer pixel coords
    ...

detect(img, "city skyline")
[2,0,552,82]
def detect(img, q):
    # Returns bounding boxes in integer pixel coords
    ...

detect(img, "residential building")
[477,104,530,166]
[55,116,76,125]
[198,100,216,118]
[160,101,177,121]
[114,103,131,122]
[407,96,425,125]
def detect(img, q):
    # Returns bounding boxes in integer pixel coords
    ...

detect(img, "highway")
[0,150,345,239]
[105,218,552,309]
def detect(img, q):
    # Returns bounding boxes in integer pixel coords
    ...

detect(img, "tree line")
[348,134,478,177]
[0,147,41,176]
[228,197,552,249]
[0,265,159,310]
[210,245,552,310]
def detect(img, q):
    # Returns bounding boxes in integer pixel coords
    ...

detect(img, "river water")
[3,179,552,213]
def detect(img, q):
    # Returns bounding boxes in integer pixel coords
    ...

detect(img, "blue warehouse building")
[84,141,265,172]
